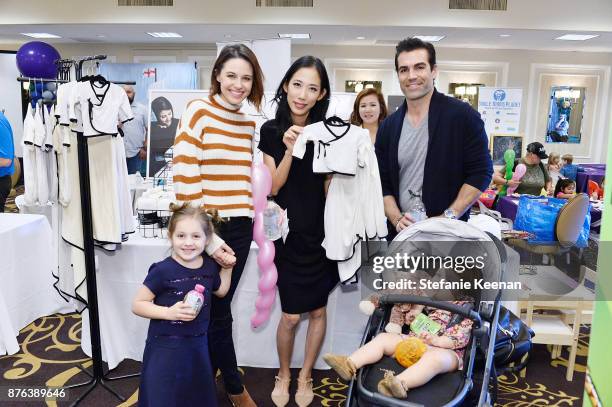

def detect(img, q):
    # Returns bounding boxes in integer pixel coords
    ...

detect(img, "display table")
[81,233,368,370]
[497,195,602,232]
[0,214,73,355]
[576,165,605,193]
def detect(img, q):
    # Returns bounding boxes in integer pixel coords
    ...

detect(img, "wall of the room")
[2,41,612,162]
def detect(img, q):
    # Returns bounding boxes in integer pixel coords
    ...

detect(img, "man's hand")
[395,213,415,232]
[138,147,147,160]
[212,243,237,268]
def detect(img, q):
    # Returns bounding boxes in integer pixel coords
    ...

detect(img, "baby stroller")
[346,218,532,407]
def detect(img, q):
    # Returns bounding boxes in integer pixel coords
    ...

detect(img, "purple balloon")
[16,41,60,79]
[258,264,278,291]
[257,240,275,269]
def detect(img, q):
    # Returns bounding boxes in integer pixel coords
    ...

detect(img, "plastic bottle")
[409,198,427,223]
[183,284,205,317]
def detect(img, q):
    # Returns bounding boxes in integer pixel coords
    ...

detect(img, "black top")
[375,89,493,236]
[143,255,220,338]
[258,119,328,265]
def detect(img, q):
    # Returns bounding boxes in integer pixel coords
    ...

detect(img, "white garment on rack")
[321,131,388,283]
[53,123,71,207]
[71,81,133,137]
[293,121,367,175]
[33,105,49,205]
[44,106,58,203]
[60,130,83,250]
[113,136,136,236]
[22,105,37,205]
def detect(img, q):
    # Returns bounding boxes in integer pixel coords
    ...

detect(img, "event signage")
[478,87,523,135]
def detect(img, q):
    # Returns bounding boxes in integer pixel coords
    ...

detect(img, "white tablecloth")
[81,233,368,370]
[0,214,73,355]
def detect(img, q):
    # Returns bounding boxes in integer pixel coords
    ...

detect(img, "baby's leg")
[349,333,403,369]
[395,347,459,389]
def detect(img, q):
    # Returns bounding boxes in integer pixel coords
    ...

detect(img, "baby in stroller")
[324,300,473,399]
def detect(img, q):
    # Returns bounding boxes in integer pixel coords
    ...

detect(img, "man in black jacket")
[375,38,493,239]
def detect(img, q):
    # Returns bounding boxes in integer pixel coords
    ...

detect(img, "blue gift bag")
[514,195,590,247]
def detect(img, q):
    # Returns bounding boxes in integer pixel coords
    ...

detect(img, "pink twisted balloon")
[507,163,527,195]
[250,163,277,328]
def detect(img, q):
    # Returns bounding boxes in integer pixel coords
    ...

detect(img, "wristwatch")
[443,208,457,220]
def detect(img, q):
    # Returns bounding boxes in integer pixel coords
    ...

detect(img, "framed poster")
[490,134,523,166]
[478,87,522,136]
[545,86,585,144]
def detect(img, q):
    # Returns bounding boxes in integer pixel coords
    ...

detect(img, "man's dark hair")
[394,37,436,71]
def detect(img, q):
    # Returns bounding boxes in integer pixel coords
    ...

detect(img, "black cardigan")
[375,89,493,237]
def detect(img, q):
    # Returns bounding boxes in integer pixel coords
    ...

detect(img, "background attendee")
[150,96,179,176]
[560,153,584,181]
[172,43,264,407]
[121,85,148,175]
[259,56,338,407]
[547,151,563,191]
[555,178,577,199]
[493,142,552,196]
[555,113,569,137]
[0,111,15,213]
[375,37,492,239]
[350,88,388,144]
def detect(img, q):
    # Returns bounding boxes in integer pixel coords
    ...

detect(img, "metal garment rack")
[18,55,138,406]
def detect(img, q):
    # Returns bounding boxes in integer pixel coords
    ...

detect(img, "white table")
[81,233,368,370]
[0,214,73,355]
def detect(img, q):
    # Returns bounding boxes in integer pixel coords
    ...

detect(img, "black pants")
[208,217,253,395]
[0,175,11,213]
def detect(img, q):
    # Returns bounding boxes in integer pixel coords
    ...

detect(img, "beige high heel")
[295,377,314,407]
[271,375,291,407]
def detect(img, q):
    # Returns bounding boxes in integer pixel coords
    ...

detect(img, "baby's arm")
[213,267,233,298]
[132,285,195,321]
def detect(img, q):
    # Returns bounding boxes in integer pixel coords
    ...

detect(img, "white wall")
[0,52,23,156]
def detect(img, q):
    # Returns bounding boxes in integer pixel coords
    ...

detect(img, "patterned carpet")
[0,313,588,406]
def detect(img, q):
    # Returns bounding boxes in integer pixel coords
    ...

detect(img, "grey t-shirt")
[398,115,429,213]
[122,102,148,157]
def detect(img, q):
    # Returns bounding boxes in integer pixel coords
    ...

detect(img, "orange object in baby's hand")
[395,337,427,368]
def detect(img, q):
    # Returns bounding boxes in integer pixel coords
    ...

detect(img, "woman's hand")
[166,301,196,321]
[282,125,303,154]
[507,179,520,188]
[417,331,435,345]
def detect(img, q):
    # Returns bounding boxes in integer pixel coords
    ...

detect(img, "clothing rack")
[55,55,137,406]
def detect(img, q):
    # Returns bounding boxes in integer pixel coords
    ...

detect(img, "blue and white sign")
[478,87,522,136]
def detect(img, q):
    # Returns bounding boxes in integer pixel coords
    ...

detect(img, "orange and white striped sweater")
[173,94,256,218]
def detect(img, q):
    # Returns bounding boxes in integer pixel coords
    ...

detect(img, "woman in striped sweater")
[172,44,264,407]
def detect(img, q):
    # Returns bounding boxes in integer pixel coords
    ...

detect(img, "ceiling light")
[96,35,106,38]
[278,33,311,39]
[356,36,366,40]
[21,33,61,39]
[224,34,233,39]
[499,34,511,37]
[555,34,599,41]
[147,32,182,38]
[413,35,445,42]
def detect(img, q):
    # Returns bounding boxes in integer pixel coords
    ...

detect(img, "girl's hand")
[283,125,303,153]
[166,301,196,321]
[417,331,434,345]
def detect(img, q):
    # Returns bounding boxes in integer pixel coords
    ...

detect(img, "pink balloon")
[514,163,527,179]
[253,213,266,242]
[258,265,278,291]
[255,290,276,310]
[251,309,272,328]
[507,163,528,195]
[251,163,272,212]
[257,240,275,269]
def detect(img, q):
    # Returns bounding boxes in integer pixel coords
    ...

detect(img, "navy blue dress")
[138,256,221,407]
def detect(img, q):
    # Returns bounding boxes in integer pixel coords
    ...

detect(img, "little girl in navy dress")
[132,203,234,406]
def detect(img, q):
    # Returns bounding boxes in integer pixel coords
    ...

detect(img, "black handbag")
[494,306,535,371]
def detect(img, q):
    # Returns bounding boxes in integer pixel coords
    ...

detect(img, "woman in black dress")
[258,56,338,407]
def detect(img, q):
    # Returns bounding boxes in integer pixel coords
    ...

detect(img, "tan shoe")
[228,386,257,407]
[271,376,291,407]
[322,353,357,381]
[377,370,408,399]
[295,377,314,407]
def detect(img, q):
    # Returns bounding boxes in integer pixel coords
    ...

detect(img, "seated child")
[559,154,584,181]
[555,178,576,199]
[589,177,605,200]
[547,152,563,191]
[323,301,473,399]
